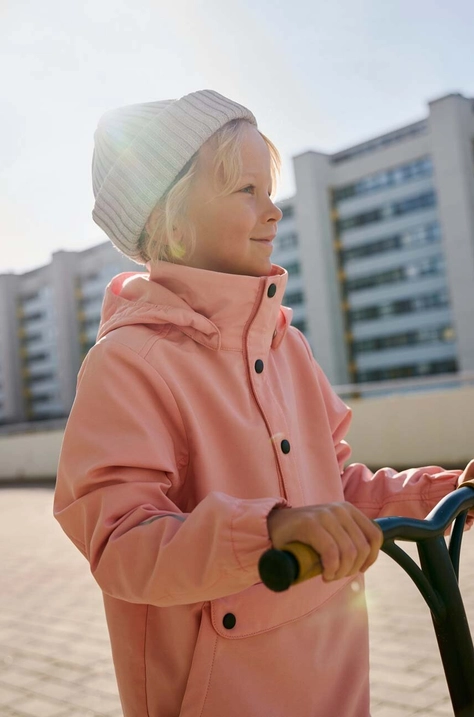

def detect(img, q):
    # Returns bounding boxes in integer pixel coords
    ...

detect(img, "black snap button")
[281,439,291,454]
[223,613,236,630]
[254,359,264,374]
[267,283,277,298]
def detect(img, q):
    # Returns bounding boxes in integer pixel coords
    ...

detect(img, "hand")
[457,459,474,518]
[267,502,383,583]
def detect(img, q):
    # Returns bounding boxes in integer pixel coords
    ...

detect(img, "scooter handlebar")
[258,486,474,592]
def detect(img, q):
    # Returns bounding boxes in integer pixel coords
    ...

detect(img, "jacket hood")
[97,261,293,351]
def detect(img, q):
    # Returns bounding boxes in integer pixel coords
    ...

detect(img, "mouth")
[251,236,276,243]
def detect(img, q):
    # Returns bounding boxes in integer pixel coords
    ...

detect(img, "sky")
[1,0,473,275]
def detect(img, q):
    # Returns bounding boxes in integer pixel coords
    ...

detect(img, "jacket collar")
[98,261,292,352]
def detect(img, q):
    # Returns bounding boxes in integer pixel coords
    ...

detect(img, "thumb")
[458,459,474,488]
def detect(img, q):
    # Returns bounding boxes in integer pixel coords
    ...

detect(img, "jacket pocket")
[178,603,217,717]
[210,574,352,639]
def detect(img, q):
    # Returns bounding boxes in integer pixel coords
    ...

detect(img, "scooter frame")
[259,486,474,716]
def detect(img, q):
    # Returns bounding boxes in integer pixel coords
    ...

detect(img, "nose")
[265,196,283,224]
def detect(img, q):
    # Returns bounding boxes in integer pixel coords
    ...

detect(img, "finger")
[347,510,383,573]
[338,520,373,577]
[459,459,474,486]
[315,512,360,581]
[327,509,377,579]
[308,522,342,582]
[325,525,356,581]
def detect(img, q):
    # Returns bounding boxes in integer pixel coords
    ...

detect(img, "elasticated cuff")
[230,497,290,577]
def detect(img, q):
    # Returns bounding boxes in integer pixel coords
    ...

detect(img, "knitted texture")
[92,90,257,264]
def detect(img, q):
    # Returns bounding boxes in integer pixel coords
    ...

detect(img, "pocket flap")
[211,575,352,639]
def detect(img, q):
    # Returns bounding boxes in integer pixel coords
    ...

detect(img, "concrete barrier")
[1,386,473,481]
[346,386,474,470]
[0,428,64,481]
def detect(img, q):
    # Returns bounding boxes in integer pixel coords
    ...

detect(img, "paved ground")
[0,487,473,717]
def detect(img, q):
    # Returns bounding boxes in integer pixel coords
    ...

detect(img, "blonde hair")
[138,119,281,264]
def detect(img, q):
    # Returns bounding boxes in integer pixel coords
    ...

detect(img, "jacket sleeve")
[303,340,461,520]
[53,338,288,607]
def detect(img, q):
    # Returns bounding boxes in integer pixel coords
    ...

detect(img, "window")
[21,291,40,303]
[392,192,436,216]
[25,352,49,364]
[82,271,99,282]
[280,205,294,219]
[83,316,101,329]
[22,332,43,345]
[356,358,457,383]
[346,253,445,293]
[346,266,405,292]
[341,221,441,263]
[351,305,380,322]
[30,393,55,404]
[353,324,454,354]
[338,191,437,233]
[26,372,55,385]
[284,290,304,305]
[21,311,45,323]
[284,261,301,276]
[338,209,383,232]
[278,232,298,249]
[342,235,400,262]
[80,294,104,307]
[292,320,307,333]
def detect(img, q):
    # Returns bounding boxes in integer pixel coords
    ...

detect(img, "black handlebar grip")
[258,548,300,592]
[259,541,323,592]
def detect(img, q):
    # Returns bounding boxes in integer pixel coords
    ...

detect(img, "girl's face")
[181,123,282,277]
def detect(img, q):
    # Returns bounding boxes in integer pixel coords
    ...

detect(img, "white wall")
[1,386,473,480]
[345,386,474,469]
[0,430,64,480]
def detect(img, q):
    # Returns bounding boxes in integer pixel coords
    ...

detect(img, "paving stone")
[84,673,121,696]
[371,706,418,717]
[6,695,67,717]
[0,684,25,706]
[0,668,40,689]
[25,677,77,701]
[1,486,473,717]
[65,688,122,713]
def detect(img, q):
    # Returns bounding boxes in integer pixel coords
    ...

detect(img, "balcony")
[28,381,59,398]
[352,307,453,340]
[344,244,444,281]
[26,359,58,378]
[355,341,457,371]
[340,207,439,249]
[348,274,449,308]
[336,176,435,219]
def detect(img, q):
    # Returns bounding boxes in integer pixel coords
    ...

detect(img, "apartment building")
[1,91,473,424]
[0,246,139,424]
[272,197,306,333]
[294,92,474,385]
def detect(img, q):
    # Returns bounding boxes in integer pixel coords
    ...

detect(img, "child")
[54,89,474,717]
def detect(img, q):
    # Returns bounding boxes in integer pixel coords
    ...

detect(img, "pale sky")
[1,0,473,274]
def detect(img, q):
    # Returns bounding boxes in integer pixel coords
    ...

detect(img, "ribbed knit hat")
[92,89,257,264]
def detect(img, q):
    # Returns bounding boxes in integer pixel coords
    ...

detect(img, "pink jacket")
[54,262,461,717]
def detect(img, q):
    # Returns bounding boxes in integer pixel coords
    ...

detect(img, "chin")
[236,263,272,278]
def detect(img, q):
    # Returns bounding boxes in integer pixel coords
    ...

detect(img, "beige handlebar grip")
[281,541,323,584]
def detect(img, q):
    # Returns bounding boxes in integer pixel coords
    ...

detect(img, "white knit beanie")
[92,89,257,264]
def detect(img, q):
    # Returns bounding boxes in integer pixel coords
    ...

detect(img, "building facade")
[1,92,473,424]
[0,246,140,424]
[294,92,474,385]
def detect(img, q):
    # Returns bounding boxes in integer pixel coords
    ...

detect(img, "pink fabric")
[54,261,461,716]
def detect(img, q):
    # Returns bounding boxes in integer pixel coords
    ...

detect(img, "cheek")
[227,201,257,234]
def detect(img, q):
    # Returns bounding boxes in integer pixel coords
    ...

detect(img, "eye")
[241,185,273,197]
